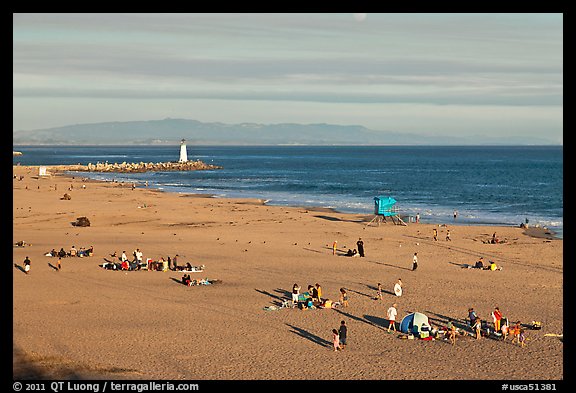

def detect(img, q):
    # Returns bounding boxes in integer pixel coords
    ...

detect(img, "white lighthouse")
[179,139,188,163]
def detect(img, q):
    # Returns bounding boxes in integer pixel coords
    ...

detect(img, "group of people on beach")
[46,245,94,258]
[104,249,188,272]
[337,238,366,258]
[290,283,350,310]
[466,307,526,346]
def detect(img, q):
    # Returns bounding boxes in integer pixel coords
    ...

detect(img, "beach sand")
[12,165,563,380]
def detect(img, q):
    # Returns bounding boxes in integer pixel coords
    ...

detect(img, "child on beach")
[292,283,301,306]
[332,241,337,255]
[447,321,457,345]
[433,228,438,241]
[412,253,418,271]
[57,257,62,271]
[332,329,341,351]
[374,282,383,300]
[518,329,527,347]
[473,317,482,339]
[339,288,349,307]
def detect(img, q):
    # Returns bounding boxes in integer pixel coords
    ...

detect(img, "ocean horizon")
[13,144,563,238]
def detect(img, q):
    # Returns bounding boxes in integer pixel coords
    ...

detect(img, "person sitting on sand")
[69,245,77,257]
[77,247,86,257]
[304,297,315,310]
[23,256,31,274]
[58,248,67,258]
[339,288,349,307]
[345,248,357,257]
[491,232,499,244]
[182,274,191,286]
[185,262,193,271]
[121,259,130,270]
[489,260,498,271]
[474,257,485,269]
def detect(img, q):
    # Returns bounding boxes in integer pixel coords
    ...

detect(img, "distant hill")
[12,118,556,145]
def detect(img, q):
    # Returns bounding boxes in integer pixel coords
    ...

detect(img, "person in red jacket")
[492,307,503,332]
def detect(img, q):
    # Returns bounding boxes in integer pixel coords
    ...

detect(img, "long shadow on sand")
[364,283,395,297]
[363,259,413,271]
[346,288,373,299]
[286,323,330,348]
[333,309,388,332]
[14,264,26,274]
[47,263,59,271]
[313,215,366,223]
[255,288,288,307]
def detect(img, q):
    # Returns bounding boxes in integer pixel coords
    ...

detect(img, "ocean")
[13,145,563,238]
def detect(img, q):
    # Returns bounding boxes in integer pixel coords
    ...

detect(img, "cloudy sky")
[13,13,563,143]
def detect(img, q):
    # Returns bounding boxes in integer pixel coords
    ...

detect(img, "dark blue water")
[13,145,563,238]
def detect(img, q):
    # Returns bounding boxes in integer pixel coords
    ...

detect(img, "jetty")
[48,160,222,174]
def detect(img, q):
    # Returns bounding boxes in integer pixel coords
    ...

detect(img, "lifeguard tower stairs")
[367,196,407,226]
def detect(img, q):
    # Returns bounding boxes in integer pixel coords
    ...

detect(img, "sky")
[13,13,563,143]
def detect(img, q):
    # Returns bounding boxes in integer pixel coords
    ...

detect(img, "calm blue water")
[13,145,563,238]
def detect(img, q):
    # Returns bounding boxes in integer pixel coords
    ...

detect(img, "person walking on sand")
[332,329,341,351]
[356,238,365,257]
[412,252,418,271]
[374,282,383,300]
[57,257,62,271]
[433,228,438,241]
[387,303,398,333]
[23,256,31,274]
[332,241,338,255]
[339,321,348,350]
[446,229,451,241]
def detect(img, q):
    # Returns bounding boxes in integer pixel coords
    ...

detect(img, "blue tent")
[374,196,397,216]
[399,312,431,335]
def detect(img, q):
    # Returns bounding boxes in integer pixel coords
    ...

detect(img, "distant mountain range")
[12,118,557,145]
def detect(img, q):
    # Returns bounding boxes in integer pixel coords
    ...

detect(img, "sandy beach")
[12,165,563,381]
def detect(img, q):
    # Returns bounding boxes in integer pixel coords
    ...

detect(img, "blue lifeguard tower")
[367,196,407,226]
